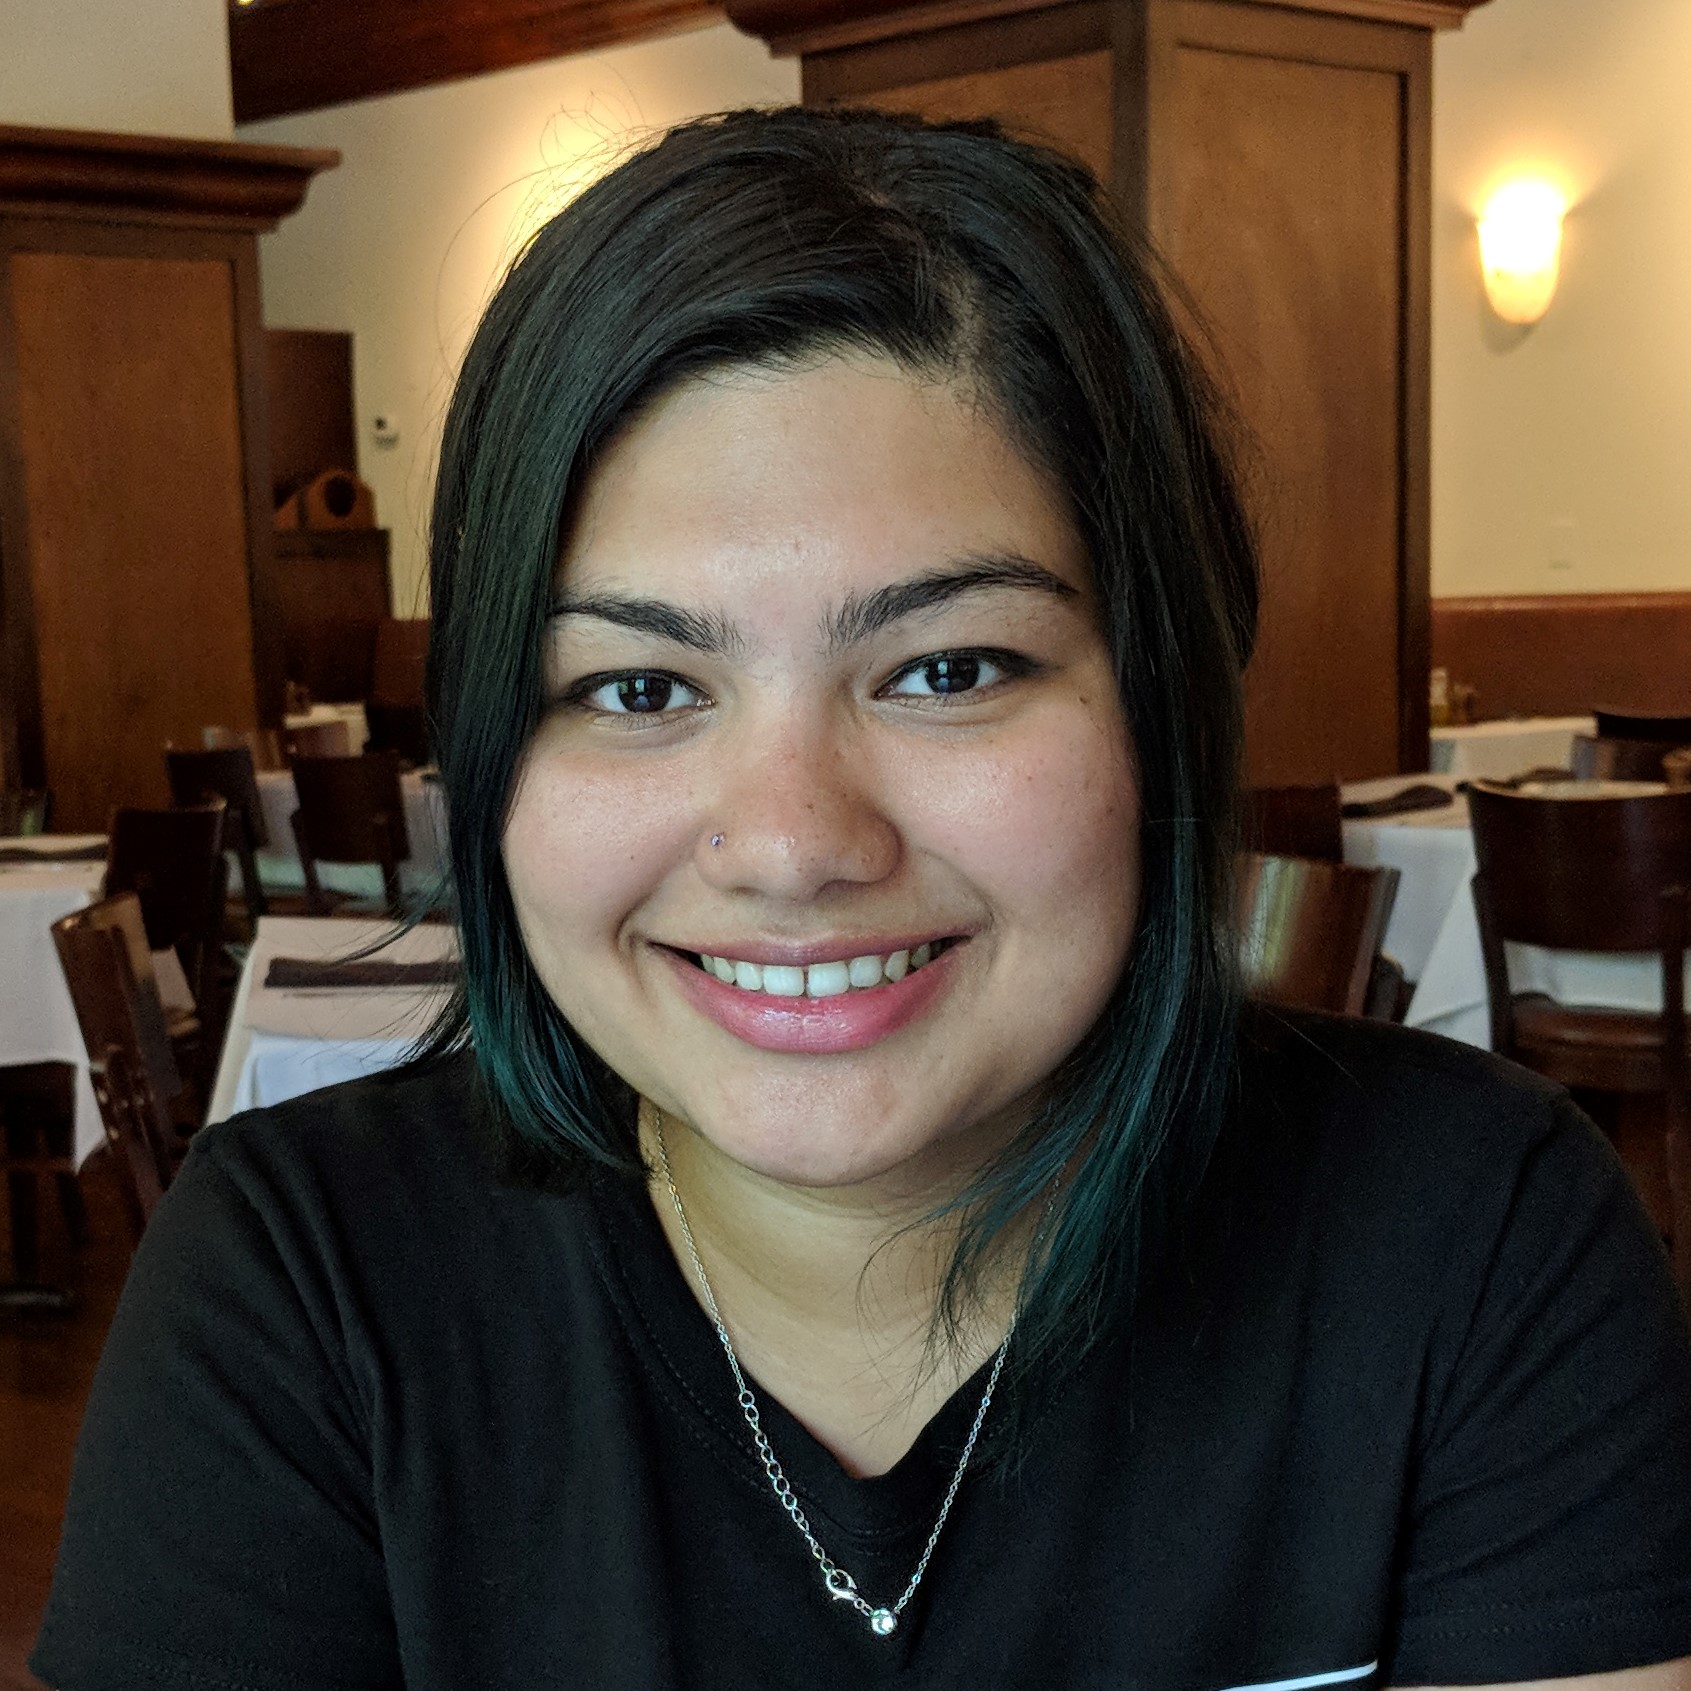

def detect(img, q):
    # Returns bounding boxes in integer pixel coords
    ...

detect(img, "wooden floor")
[0,1152,131,1691]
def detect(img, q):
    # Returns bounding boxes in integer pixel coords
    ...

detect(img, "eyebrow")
[547,554,1079,658]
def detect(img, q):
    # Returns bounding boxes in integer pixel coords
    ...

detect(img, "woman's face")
[504,355,1139,1192]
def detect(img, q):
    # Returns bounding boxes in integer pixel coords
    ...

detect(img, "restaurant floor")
[1,1151,130,1691]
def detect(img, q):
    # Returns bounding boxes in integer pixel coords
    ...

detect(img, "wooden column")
[0,127,336,830]
[727,0,1490,783]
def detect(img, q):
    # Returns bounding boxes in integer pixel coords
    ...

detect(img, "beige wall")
[0,0,231,137]
[1432,0,1691,598]
[242,24,799,616]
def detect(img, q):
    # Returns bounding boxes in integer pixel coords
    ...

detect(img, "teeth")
[697,941,948,996]
[806,961,851,998]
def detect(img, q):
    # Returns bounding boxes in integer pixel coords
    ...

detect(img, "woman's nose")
[695,721,900,900]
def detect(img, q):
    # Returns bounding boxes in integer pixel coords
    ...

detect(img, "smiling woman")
[31,109,1691,1691]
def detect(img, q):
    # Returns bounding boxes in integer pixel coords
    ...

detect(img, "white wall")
[1432,0,1691,598]
[241,23,799,615]
[0,0,231,138]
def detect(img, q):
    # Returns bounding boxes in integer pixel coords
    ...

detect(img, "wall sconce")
[1477,180,1566,325]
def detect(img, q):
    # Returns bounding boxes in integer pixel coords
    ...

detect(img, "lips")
[658,936,965,1055]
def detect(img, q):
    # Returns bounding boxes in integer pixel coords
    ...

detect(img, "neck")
[642,1101,1030,1477]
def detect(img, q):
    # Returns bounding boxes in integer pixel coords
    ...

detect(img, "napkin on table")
[264,957,460,990]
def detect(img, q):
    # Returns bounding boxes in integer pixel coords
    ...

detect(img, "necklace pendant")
[869,1608,898,1637]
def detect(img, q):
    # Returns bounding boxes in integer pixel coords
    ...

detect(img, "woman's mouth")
[659,937,966,1054]
[689,937,960,998]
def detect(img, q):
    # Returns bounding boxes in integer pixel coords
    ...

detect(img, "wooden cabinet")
[728,0,1491,782]
[0,127,335,829]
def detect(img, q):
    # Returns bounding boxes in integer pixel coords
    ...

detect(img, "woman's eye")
[884,651,1013,699]
[571,672,706,716]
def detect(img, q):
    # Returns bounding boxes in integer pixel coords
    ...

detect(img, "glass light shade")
[1478,181,1565,325]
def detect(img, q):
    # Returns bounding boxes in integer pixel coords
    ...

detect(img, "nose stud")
[709,833,725,849]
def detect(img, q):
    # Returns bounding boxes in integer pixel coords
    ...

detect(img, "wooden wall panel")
[265,328,357,504]
[1150,5,1422,783]
[1432,594,1691,722]
[11,252,259,829]
[837,51,1114,182]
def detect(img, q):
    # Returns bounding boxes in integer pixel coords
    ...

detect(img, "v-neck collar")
[583,1163,1015,1548]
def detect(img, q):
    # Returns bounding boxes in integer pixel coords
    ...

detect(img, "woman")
[34,108,1691,1690]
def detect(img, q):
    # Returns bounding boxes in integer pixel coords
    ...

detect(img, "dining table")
[1428,715,1593,783]
[1342,772,1681,1048]
[207,915,459,1123]
[0,835,110,1163]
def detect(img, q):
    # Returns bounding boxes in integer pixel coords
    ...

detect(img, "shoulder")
[1209,1010,1659,1352]
[184,1047,500,1223]
[1230,1006,1588,1213]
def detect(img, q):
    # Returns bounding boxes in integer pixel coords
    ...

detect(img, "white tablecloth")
[0,842,108,1163]
[283,700,370,752]
[1342,774,1683,1048]
[208,916,458,1122]
[1429,716,1593,782]
[253,768,446,900]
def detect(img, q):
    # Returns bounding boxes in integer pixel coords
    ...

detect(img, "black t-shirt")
[32,1012,1691,1690]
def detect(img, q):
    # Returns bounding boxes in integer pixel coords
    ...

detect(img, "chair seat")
[1511,993,1679,1092]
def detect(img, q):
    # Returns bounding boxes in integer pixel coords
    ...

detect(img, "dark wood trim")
[0,127,337,233]
[232,240,287,729]
[229,0,722,123]
[1165,0,1425,73]
[732,0,1488,56]
[803,1,1107,100]
[1397,26,1432,772]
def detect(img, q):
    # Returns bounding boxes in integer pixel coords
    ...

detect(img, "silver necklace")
[652,1114,1013,1640]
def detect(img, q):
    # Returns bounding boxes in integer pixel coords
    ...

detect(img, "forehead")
[556,355,1092,617]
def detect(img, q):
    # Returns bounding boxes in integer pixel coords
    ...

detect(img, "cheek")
[905,701,1140,943]
[502,746,698,953]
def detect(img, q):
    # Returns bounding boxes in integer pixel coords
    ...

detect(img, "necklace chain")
[652,1113,1012,1640]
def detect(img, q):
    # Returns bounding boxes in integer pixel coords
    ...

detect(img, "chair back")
[0,787,52,835]
[203,724,284,770]
[1238,854,1401,1017]
[51,894,181,1237]
[1467,784,1691,954]
[291,751,409,913]
[282,719,352,761]
[166,745,269,922]
[1594,707,1691,744]
[103,801,228,1011]
[166,746,267,848]
[1242,784,1343,862]
[364,700,431,768]
[1571,733,1683,783]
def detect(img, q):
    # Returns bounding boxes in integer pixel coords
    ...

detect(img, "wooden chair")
[364,699,430,769]
[290,751,410,916]
[0,787,52,835]
[1594,708,1691,744]
[1238,854,1401,1018]
[1571,734,1685,783]
[166,745,270,923]
[1242,784,1344,862]
[1468,783,1691,1306]
[104,801,229,1022]
[0,1061,84,1311]
[203,723,284,771]
[51,894,183,1242]
[282,719,352,761]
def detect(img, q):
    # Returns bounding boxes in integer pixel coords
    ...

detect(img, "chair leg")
[0,1063,78,1308]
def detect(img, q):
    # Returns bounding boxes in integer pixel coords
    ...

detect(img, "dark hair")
[422,105,1258,1391]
